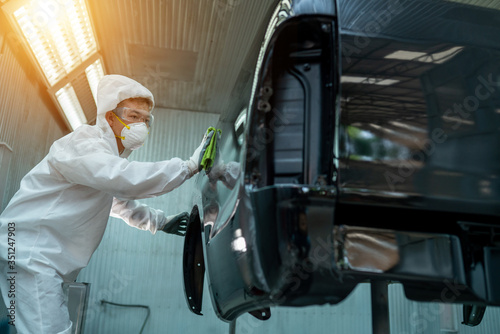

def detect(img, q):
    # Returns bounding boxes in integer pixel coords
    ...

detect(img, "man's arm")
[110,198,165,234]
[110,198,188,235]
[49,131,209,200]
[49,137,191,200]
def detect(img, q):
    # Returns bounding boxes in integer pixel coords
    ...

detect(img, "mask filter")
[112,112,149,150]
[120,122,149,150]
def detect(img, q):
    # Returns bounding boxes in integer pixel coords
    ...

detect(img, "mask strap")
[112,112,130,140]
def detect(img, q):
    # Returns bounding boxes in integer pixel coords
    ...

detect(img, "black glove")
[161,212,189,236]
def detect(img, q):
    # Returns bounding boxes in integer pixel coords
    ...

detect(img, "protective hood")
[95,74,155,157]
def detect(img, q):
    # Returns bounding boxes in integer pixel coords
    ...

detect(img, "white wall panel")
[389,283,500,334]
[0,25,67,331]
[0,32,67,209]
[234,284,372,334]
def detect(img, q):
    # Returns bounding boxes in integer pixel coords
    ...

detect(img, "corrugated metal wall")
[389,284,500,334]
[234,284,373,334]
[0,25,67,331]
[233,284,500,334]
[0,32,67,209]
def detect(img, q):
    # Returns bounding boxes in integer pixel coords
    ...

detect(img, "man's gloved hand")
[207,161,241,190]
[186,130,215,177]
[161,212,189,236]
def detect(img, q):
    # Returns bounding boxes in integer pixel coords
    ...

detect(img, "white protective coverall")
[0,75,197,333]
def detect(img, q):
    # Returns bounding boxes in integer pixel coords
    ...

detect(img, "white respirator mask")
[113,112,150,150]
[120,122,149,150]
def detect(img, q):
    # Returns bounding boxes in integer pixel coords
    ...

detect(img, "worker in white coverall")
[0,74,212,333]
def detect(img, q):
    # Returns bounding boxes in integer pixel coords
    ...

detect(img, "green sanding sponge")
[200,127,221,171]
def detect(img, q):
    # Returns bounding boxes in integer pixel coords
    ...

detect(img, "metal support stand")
[371,281,390,334]
[229,319,236,334]
[227,283,390,334]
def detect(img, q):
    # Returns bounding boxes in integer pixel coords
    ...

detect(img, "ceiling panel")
[86,0,277,117]
[128,44,198,82]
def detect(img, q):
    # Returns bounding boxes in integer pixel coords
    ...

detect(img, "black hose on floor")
[100,300,150,334]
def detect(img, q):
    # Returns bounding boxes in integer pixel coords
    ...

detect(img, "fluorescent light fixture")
[389,121,427,133]
[4,0,104,131]
[441,115,474,125]
[85,59,105,103]
[55,84,87,130]
[369,123,416,140]
[13,0,97,86]
[384,47,463,64]
[341,76,400,86]
[385,50,427,61]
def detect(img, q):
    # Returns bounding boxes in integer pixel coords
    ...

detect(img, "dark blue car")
[183,0,500,327]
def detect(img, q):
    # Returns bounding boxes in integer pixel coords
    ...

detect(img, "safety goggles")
[113,107,154,128]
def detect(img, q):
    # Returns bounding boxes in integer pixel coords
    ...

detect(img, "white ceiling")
[87,0,278,120]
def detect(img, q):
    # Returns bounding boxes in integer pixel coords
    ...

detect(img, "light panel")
[85,59,105,103]
[13,0,97,86]
[55,84,87,130]
[384,47,463,64]
[4,0,104,132]
[341,76,400,86]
